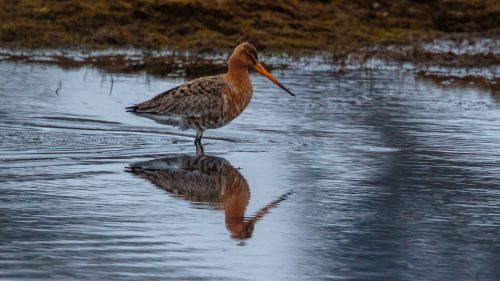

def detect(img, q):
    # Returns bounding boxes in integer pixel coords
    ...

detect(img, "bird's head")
[227,220,256,240]
[229,42,295,96]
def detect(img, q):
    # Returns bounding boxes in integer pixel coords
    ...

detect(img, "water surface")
[1,61,500,280]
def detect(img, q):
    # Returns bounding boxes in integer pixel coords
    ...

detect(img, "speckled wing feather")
[127,75,226,117]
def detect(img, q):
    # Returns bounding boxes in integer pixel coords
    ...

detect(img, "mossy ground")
[1,0,499,62]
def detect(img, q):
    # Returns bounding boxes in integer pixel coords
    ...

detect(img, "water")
[1,61,500,280]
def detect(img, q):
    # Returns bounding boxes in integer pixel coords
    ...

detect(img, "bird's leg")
[194,131,204,145]
[195,142,205,156]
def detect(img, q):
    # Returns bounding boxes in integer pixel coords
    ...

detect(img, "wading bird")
[126,42,295,144]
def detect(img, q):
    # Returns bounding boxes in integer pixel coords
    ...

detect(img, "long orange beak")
[253,63,295,96]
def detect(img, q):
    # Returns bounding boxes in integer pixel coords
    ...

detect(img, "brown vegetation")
[1,0,499,62]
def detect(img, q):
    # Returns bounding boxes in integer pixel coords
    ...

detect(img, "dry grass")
[1,0,499,61]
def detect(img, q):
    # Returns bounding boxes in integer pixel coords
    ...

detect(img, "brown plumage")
[126,42,295,144]
[127,147,293,240]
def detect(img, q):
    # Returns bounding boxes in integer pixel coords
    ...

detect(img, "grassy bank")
[1,0,499,63]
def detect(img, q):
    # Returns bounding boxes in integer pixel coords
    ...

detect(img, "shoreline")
[1,43,498,90]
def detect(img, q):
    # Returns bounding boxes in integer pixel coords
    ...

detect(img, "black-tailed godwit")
[126,42,294,144]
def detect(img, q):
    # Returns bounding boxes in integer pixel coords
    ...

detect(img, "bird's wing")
[126,75,226,117]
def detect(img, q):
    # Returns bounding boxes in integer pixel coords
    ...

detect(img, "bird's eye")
[247,53,257,64]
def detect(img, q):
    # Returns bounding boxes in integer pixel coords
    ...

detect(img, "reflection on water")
[417,72,500,102]
[128,145,292,241]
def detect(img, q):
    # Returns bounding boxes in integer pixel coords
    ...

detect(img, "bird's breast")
[224,79,253,121]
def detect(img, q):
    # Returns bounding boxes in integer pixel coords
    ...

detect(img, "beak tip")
[284,88,296,97]
[254,62,296,97]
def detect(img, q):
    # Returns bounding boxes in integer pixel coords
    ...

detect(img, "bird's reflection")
[127,144,291,240]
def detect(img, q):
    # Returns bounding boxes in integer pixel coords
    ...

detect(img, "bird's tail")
[126,105,139,112]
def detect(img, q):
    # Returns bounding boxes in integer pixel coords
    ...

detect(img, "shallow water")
[1,61,500,281]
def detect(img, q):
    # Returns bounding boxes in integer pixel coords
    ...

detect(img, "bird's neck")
[226,61,252,97]
[224,61,253,121]
[227,61,250,85]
